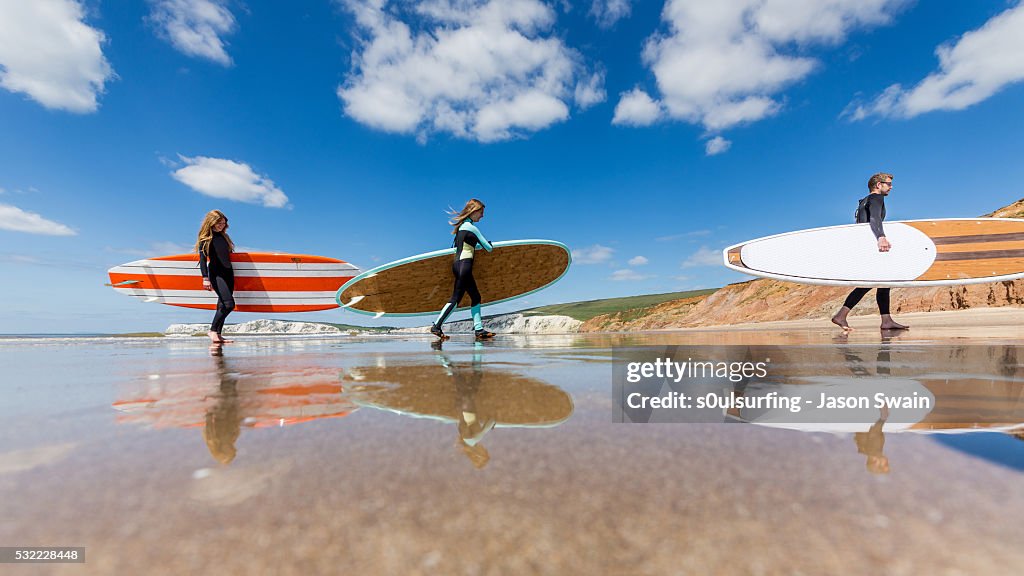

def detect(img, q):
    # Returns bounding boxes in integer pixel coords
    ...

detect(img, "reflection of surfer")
[202,355,242,464]
[841,346,895,474]
[431,199,496,341]
[437,344,495,468]
[855,405,890,474]
[196,210,236,344]
[831,173,909,332]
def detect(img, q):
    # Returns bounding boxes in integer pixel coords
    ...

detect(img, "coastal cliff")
[580,279,1024,332]
[397,313,582,335]
[165,319,370,335]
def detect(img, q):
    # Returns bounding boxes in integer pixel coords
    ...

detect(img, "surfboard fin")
[339,295,364,309]
[105,280,141,287]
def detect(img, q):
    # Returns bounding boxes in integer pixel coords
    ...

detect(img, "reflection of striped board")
[336,240,570,317]
[724,219,1024,287]
[107,253,360,312]
[113,367,357,428]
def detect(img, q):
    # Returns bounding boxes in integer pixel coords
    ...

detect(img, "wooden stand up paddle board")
[724,218,1024,287]
[107,253,360,312]
[336,239,570,316]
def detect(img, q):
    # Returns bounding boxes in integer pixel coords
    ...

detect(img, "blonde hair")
[195,209,235,257]
[448,199,485,234]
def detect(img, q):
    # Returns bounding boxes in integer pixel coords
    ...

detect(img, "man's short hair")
[868,172,893,192]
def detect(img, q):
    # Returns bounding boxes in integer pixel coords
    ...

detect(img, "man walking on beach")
[831,172,909,332]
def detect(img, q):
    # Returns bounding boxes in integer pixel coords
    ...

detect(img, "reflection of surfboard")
[336,239,570,316]
[108,253,360,312]
[724,218,1024,287]
[113,368,357,428]
[342,364,574,427]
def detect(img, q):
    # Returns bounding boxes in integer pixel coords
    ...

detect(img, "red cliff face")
[581,200,1024,332]
[580,279,1024,332]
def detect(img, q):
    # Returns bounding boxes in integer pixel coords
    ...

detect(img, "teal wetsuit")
[432,220,493,331]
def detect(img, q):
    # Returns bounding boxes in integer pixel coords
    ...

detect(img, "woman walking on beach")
[196,210,235,344]
[431,199,495,341]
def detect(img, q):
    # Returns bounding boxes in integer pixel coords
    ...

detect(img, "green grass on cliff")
[520,289,718,322]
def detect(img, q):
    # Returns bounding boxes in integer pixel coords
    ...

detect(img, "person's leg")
[832,288,869,331]
[210,274,236,341]
[877,288,908,330]
[432,261,468,337]
[465,268,484,331]
[462,262,491,338]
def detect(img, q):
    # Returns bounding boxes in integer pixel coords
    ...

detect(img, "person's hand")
[202,278,212,291]
[878,236,891,252]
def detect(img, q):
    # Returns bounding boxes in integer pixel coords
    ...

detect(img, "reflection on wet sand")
[729,344,1024,473]
[342,342,573,468]
[8,333,1024,573]
[113,354,357,464]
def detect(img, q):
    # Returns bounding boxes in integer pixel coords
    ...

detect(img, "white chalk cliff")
[395,313,582,335]
[165,319,349,335]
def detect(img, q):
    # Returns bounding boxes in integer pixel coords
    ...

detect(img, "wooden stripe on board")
[932,232,1024,246]
[727,247,744,267]
[936,241,1024,255]
[905,220,1024,238]
[934,249,1024,261]
[917,258,1024,281]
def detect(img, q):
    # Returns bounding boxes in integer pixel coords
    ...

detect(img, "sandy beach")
[2,319,1023,574]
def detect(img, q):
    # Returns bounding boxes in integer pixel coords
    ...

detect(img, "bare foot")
[879,315,908,330]
[831,307,854,332]
[208,331,233,343]
[879,322,908,330]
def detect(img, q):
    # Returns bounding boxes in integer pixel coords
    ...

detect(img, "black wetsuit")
[433,220,493,330]
[844,193,890,314]
[200,233,235,333]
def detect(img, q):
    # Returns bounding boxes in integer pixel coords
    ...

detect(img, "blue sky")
[2,0,1024,333]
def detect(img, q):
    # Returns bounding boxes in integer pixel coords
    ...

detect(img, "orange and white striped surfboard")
[107,253,360,313]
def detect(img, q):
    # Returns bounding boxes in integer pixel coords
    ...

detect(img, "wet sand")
[659,306,1024,335]
[2,326,1024,574]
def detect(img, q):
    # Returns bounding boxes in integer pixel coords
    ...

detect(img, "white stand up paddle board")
[724,218,1024,287]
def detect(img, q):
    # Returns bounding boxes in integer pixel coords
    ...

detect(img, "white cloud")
[337,0,601,142]
[621,0,906,131]
[612,88,662,126]
[590,0,632,29]
[0,203,76,235]
[148,0,237,66]
[681,246,722,268]
[845,2,1024,120]
[171,156,289,208]
[705,136,731,155]
[575,70,607,109]
[611,268,652,281]
[627,255,648,266]
[572,244,614,264]
[0,0,114,113]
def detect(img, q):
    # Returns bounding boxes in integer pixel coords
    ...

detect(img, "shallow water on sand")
[2,329,1024,574]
